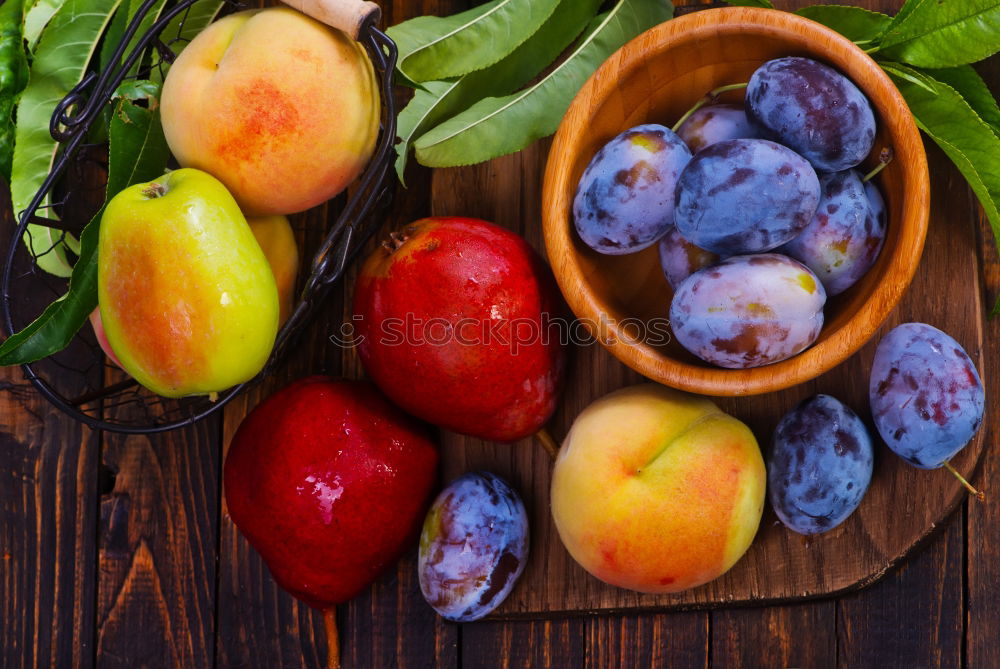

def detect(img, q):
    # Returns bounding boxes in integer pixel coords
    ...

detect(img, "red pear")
[353,217,566,442]
[223,376,438,608]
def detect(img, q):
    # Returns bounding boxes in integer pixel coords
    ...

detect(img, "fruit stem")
[381,229,409,253]
[862,147,894,183]
[324,607,340,669]
[141,182,167,199]
[671,83,749,133]
[536,427,559,462]
[943,460,985,502]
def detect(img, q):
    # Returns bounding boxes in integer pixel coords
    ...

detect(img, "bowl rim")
[541,6,930,396]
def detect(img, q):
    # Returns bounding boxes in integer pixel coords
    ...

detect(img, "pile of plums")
[573,56,887,369]
[768,322,985,536]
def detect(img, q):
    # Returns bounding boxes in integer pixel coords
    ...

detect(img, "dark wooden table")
[2,0,999,666]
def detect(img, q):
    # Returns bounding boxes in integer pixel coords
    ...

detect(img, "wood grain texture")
[0,183,100,669]
[712,602,836,668]
[462,619,587,669]
[967,54,1000,669]
[837,518,964,669]
[95,406,220,668]
[585,613,708,669]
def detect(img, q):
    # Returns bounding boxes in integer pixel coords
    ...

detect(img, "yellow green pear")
[98,168,279,397]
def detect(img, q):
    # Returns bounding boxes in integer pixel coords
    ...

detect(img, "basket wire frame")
[1,0,398,433]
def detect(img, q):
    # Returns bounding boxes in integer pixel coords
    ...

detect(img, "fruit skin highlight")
[98,168,278,397]
[550,384,765,594]
[354,217,566,443]
[224,377,439,608]
[160,7,379,216]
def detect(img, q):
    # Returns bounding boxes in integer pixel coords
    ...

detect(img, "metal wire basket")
[0,0,397,433]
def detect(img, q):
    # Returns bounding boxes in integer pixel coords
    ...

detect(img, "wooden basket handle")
[280,0,381,40]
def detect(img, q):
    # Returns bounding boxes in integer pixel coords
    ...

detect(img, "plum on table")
[769,394,874,535]
[418,472,529,622]
[869,323,985,473]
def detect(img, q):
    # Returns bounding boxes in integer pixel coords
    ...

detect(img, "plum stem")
[862,148,894,183]
[324,608,340,669]
[536,427,559,462]
[671,83,749,133]
[943,460,985,502]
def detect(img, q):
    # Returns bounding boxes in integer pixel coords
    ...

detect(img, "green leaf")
[922,65,1000,141]
[388,0,562,83]
[395,0,601,182]
[114,78,160,102]
[0,91,168,364]
[12,0,122,277]
[876,0,1000,68]
[723,0,774,8]
[1,0,30,181]
[413,0,672,168]
[97,0,128,75]
[120,0,169,77]
[880,62,1000,314]
[795,5,891,44]
[22,0,70,51]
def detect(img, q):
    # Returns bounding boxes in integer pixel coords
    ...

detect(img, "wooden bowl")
[542,7,930,396]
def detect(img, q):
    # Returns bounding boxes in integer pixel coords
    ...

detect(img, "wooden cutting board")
[429,137,987,617]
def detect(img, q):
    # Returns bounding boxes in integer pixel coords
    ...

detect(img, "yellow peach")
[161,7,379,216]
[550,384,765,593]
[247,215,299,326]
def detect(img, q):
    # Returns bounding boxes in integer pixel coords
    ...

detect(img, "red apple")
[353,217,566,442]
[223,376,438,608]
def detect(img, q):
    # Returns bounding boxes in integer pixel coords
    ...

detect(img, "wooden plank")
[0,183,100,669]
[585,613,708,669]
[462,619,586,669]
[95,412,220,668]
[462,612,708,669]
[836,518,964,669]
[712,603,835,668]
[966,54,1000,669]
[340,553,460,669]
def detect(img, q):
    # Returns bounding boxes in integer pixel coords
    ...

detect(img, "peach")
[160,7,379,216]
[247,215,299,326]
[550,384,765,593]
